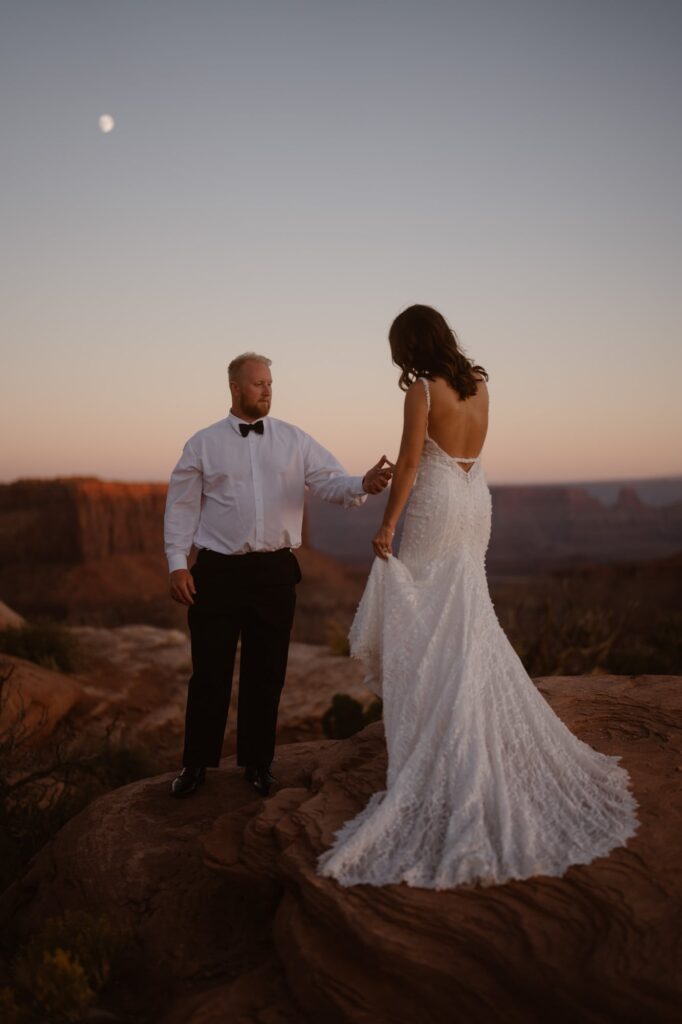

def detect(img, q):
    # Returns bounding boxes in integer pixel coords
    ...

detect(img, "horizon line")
[1,472,680,489]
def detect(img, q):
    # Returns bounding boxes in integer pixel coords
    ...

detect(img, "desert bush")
[322,693,383,739]
[604,611,682,675]
[5,908,130,1022]
[497,576,627,676]
[498,573,682,677]
[0,622,81,673]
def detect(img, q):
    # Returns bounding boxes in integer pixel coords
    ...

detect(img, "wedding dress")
[316,377,639,889]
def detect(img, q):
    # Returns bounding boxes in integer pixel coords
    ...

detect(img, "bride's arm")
[373,382,427,559]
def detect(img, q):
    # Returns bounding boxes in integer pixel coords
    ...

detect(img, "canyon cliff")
[0,478,364,639]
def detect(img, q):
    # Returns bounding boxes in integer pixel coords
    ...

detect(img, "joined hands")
[362,455,394,495]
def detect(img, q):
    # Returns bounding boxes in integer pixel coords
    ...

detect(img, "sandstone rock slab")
[1,675,679,1023]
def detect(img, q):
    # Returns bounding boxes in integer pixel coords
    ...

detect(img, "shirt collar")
[226,411,266,436]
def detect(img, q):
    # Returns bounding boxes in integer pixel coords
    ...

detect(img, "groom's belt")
[193,546,302,586]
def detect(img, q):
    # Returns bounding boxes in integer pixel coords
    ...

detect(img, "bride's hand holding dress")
[371,378,428,561]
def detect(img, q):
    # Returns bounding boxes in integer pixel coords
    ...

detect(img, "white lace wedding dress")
[316,378,640,889]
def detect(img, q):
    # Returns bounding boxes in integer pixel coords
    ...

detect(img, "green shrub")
[31,947,94,1020]
[7,909,130,1022]
[0,623,81,673]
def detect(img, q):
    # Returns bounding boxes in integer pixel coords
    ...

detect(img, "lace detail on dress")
[316,408,640,890]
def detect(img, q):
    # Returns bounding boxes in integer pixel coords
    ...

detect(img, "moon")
[98,114,115,134]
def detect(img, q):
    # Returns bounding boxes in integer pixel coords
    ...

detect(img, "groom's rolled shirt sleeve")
[164,440,203,572]
[300,432,367,508]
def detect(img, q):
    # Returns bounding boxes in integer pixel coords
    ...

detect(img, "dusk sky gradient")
[2,0,681,484]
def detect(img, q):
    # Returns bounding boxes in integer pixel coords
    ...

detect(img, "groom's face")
[232,360,272,420]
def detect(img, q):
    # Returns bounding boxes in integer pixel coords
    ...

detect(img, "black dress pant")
[182,547,301,768]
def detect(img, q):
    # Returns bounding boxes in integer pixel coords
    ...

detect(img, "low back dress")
[316,376,639,889]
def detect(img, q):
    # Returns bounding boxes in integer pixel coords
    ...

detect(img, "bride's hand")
[372,524,395,560]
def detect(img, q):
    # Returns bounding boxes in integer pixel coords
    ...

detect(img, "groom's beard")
[241,398,271,420]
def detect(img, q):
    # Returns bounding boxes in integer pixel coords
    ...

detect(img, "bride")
[316,304,640,890]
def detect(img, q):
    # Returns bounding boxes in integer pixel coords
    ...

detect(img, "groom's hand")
[170,569,197,605]
[362,455,394,494]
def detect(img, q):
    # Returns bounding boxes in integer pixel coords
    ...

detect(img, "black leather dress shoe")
[243,764,276,796]
[170,765,206,798]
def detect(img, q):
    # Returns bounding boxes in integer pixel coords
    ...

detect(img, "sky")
[1,0,681,485]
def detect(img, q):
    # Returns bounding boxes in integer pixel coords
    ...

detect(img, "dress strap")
[417,377,431,439]
[417,376,431,413]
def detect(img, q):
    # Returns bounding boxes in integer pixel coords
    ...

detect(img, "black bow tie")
[239,420,264,437]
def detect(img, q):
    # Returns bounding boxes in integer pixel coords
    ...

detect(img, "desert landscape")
[5,0,682,1017]
[0,474,680,1021]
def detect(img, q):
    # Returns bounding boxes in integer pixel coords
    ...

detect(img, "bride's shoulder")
[402,379,431,422]
[405,378,431,402]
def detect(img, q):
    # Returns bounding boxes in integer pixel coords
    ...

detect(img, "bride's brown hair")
[388,304,488,400]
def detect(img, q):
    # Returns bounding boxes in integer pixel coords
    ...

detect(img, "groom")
[164,352,392,798]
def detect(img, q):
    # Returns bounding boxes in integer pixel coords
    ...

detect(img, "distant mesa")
[0,475,680,634]
[306,480,682,572]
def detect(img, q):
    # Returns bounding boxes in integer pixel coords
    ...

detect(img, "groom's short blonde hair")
[227,352,272,381]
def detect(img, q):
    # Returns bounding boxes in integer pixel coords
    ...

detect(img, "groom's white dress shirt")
[164,412,367,572]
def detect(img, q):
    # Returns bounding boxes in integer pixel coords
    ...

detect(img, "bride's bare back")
[425,375,489,472]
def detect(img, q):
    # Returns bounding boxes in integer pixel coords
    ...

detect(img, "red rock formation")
[0,478,365,638]
[0,655,82,747]
[2,477,679,642]
[1,674,679,1023]
[0,477,168,563]
[0,477,178,626]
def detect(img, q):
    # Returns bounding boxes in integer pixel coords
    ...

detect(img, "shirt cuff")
[345,475,368,508]
[167,553,189,573]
